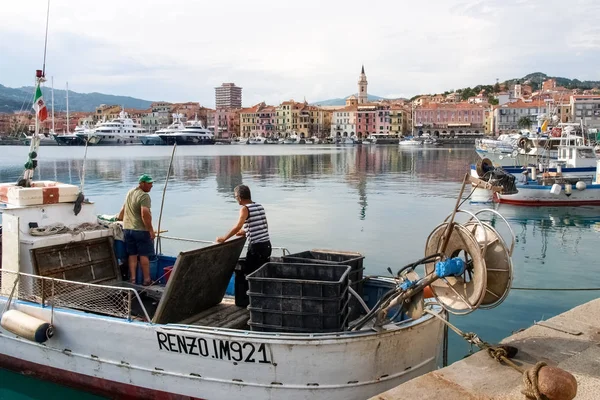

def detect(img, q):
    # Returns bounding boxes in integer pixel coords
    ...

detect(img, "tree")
[517,116,532,129]
[493,82,501,93]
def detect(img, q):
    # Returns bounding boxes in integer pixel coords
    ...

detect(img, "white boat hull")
[0,299,445,400]
[494,183,600,206]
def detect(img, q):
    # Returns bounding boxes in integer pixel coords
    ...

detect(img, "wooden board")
[152,237,246,324]
[30,237,119,284]
[182,298,250,329]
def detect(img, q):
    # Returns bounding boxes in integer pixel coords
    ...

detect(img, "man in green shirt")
[118,174,156,285]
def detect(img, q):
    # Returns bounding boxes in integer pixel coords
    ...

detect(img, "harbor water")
[1,144,599,399]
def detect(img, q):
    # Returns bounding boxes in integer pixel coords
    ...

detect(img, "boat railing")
[0,269,151,322]
[157,235,291,256]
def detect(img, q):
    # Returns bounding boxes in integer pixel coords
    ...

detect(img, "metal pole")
[155,143,177,254]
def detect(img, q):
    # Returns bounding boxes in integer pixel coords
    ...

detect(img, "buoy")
[550,183,562,195]
[423,285,434,299]
[576,181,586,191]
[565,183,572,196]
[531,167,537,180]
[1,309,54,343]
[535,365,578,400]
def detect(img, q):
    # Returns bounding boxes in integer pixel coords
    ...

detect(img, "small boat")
[283,133,300,144]
[248,135,267,145]
[230,136,249,145]
[307,136,322,144]
[472,133,599,204]
[367,134,401,145]
[493,161,600,206]
[399,138,421,146]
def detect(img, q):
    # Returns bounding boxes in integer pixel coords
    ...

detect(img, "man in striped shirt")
[217,184,272,306]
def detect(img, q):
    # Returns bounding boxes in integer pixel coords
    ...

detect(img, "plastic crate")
[248,301,349,333]
[247,262,350,333]
[282,250,365,319]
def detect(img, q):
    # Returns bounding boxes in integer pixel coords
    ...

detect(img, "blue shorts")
[123,229,155,258]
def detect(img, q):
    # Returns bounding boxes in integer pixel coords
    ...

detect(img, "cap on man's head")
[139,174,153,183]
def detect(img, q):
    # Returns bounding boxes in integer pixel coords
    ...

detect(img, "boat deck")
[125,282,250,329]
[182,297,250,329]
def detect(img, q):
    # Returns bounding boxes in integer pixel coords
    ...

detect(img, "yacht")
[140,114,185,146]
[159,119,215,145]
[399,137,422,146]
[76,110,147,145]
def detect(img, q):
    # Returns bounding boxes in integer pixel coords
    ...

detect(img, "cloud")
[2,0,599,107]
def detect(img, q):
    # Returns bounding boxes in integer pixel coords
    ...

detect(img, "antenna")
[42,0,50,77]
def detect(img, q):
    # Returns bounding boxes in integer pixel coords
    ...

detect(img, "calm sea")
[1,144,599,399]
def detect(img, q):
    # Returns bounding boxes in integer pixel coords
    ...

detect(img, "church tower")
[357,65,368,104]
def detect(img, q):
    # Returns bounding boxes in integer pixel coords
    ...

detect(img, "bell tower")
[358,65,368,104]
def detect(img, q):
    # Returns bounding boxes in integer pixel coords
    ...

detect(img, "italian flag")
[33,83,48,122]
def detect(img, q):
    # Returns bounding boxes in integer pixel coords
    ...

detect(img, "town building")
[141,102,171,133]
[570,95,600,129]
[415,103,486,136]
[493,100,548,133]
[215,83,242,109]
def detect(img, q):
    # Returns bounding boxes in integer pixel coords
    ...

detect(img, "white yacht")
[140,113,185,146]
[159,119,215,145]
[78,110,147,145]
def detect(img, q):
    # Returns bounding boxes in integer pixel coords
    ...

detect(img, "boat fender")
[423,285,434,299]
[1,309,54,343]
[576,181,586,191]
[550,183,562,195]
[565,183,572,196]
[435,257,465,278]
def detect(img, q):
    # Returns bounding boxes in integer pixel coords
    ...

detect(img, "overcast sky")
[1,0,599,107]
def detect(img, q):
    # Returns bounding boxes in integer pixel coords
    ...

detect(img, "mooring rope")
[424,309,551,400]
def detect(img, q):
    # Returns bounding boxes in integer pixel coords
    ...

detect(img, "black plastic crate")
[247,262,350,299]
[282,250,365,319]
[248,299,350,333]
[248,290,348,314]
[246,262,350,333]
[283,250,364,288]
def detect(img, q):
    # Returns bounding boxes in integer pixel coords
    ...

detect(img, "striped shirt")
[243,203,270,244]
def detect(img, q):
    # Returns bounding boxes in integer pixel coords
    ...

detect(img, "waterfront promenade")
[373,298,600,399]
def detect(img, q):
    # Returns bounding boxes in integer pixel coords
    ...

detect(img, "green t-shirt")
[123,187,151,231]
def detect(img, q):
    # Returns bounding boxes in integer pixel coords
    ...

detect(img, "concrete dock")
[373,298,600,400]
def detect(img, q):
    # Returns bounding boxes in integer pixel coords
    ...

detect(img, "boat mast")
[21,0,50,186]
[66,81,69,133]
[51,76,55,134]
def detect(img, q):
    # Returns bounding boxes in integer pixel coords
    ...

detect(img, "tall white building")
[358,66,368,104]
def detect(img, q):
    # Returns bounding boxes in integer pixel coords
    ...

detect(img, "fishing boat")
[2,17,515,395]
[471,132,599,204]
[0,76,516,398]
[492,159,600,206]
